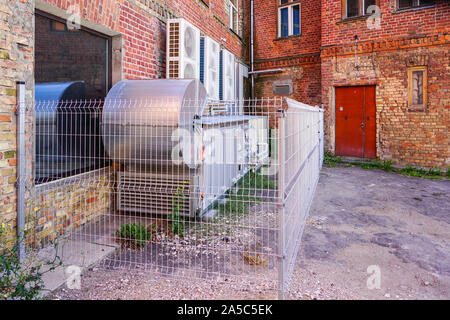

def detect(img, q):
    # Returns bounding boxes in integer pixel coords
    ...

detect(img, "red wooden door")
[335,86,376,158]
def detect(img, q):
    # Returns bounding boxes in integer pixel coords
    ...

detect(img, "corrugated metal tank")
[102,79,207,169]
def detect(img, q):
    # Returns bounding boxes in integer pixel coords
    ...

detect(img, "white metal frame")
[278,1,301,38]
[229,0,239,33]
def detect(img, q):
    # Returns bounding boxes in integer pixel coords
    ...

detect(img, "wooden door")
[335,86,376,158]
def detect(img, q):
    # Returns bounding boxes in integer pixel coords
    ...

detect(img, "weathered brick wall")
[254,61,322,107]
[251,0,322,107]
[321,0,450,168]
[322,0,450,46]
[253,0,321,59]
[28,169,112,248]
[0,0,34,232]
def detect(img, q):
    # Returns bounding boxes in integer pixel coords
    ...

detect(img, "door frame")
[332,84,377,159]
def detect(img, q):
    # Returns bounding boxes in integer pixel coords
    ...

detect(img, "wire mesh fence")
[19,95,323,299]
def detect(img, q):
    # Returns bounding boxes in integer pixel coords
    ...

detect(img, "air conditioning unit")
[166,18,200,79]
[221,49,235,101]
[201,37,220,101]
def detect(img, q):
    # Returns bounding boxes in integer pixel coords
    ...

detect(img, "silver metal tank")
[102,79,207,169]
[35,81,105,182]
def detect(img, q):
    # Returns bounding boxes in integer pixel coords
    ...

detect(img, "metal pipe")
[277,109,286,300]
[250,0,255,99]
[248,68,283,75]
[16,81,26,261]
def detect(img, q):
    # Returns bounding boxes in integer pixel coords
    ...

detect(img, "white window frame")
[229,0,239,33]
[278,1,301,38]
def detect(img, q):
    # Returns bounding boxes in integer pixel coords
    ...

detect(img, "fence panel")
[16,96,323,299]
[280,98,324,297]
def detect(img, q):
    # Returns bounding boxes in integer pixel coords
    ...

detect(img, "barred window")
[408,66,428,110]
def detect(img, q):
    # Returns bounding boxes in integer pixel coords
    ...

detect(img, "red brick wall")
[39,0,247,79]
[321,0,450,168]
[253,0,321,59]
[322,0,450,46]
[251,0,322,106]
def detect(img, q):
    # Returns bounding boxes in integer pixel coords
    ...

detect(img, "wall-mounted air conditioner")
[166,18,200,79]
[201,37,220,101]
[221,49,235,101]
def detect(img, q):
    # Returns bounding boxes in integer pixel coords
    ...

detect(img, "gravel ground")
[50,166,450,300]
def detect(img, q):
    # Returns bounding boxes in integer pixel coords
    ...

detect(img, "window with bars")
[343,0,377,18]
[408,66,428,110]
[278,0,301,38]
[229,0,239,33]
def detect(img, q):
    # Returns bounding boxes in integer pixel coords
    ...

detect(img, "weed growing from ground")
[323,154,447,180]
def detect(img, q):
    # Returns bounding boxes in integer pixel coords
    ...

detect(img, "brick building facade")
[0,0,448,242]
[252,0,449,168]
[320,0,449,168]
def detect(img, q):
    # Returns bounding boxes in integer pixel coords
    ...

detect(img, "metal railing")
[13,94,323,299]
[278,98,324,298]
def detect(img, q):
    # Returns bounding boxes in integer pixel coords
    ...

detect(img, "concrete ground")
[50,166,450,300]
[288,166,450,300]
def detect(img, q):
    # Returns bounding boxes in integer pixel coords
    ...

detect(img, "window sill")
[337,14,372,24]
[407,105,427,112]
[394,5,435,14]
[275,34,302,41]
[229,28,242,40]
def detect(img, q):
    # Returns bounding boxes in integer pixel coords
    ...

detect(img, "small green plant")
[381,160,394,172]
[217,170,276,218]
[323,152,446,180]
[324,152,342,167]
[1,222,62,300]
[427,167,443,176]
[168,187,185,238]
[116,223,152,247]
[397,165,444,179]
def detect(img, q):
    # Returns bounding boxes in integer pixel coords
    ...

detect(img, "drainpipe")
[250,0,255,99]
[16,81,26,261]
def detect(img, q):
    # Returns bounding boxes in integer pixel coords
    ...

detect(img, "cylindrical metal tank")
[35,81,105,182]
[102,79,207,169]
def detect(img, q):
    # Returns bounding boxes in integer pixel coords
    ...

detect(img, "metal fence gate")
[17,90,324,299]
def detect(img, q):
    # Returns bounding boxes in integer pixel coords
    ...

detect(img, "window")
[398,0,435,10]
[35,11,111,183]
[343,0,377,18]
[408,66,427,109]
[229,0,238,33]
[278,1,301,38]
